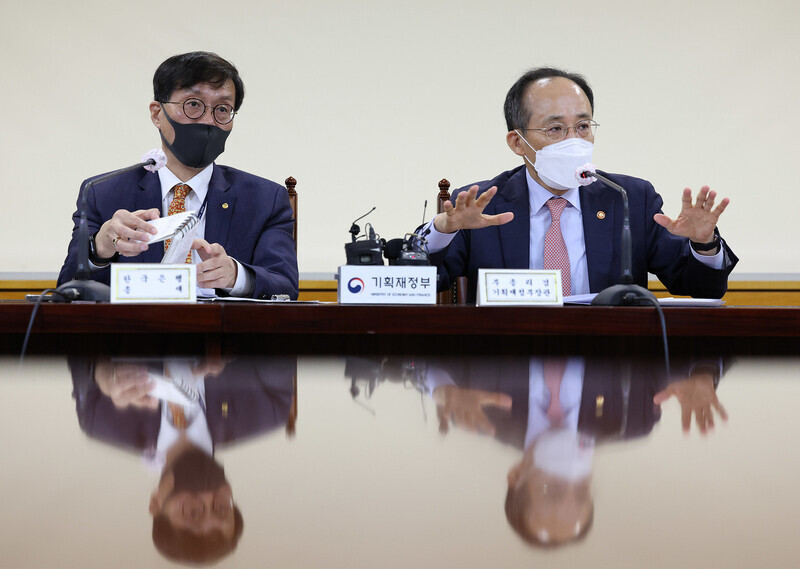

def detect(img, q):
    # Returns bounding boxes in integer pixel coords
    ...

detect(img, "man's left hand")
[192,238,237,289]
[654,374,728,435]
[653,186,730,251]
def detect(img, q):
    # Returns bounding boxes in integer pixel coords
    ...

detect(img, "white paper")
[146,211,198,243]
[657,297,725,307]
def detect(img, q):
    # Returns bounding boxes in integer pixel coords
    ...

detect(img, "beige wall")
[2,0,798,278]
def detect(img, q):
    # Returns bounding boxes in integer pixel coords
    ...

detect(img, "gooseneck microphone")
[577,164,657,306]
[55,149,168,302]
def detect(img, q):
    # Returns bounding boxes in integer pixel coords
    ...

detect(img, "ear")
[506,130,527,157]
[150,101,163,129]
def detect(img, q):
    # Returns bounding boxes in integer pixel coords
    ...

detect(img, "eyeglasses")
[524,120,598,143]
[162,98,237,125]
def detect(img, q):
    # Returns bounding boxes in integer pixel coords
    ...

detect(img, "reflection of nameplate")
[477,269,563,306]
[338,265,437,304]
[110,263,197,303]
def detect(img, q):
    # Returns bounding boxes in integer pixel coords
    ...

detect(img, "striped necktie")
[165,183,193,263]
[543,197,571,296]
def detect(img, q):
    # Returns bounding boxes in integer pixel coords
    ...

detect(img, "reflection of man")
[58,51,298,299]
[70,356,295,564]
[431,356,727,547]
[149,439,243,563]
[421,67,737,302]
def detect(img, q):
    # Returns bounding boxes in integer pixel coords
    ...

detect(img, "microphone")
[344,208,384,265]
[576,163,657,306]
[55,149,168,302]
[348,207,376,242]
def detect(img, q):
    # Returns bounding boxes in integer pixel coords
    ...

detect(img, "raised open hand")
[433,185,514,234]
[653,186,729,247]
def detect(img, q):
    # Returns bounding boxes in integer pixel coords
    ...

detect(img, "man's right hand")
[434,385,512,436]
[94,360,158,410]
[95,208,160,258]
[433,185,514,234]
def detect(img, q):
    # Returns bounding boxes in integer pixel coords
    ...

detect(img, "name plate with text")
[338,265,437,304]
[110,263,197,303]
[477,269,563,306]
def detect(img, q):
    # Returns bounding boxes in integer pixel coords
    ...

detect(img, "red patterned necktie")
[543,197,571,296]
[165,183,193,264]
[543,358,567,424]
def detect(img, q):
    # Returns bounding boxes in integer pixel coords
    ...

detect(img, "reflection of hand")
[94,360,158,410]
[434,386,512,436]
[653,186,729,252]
[654,373,728,434]
[433,185,514,234]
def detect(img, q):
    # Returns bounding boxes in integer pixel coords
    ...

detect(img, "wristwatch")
[690,227,721,252]
[88,232,119,266]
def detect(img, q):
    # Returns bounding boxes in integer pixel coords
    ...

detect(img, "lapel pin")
[596,211,606,219]
[222,402,229,418]
[222,203,229,209]
[595,395,604,417]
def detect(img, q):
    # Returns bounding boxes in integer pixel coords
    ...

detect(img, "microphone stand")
[586,171,657,306]
[55,159,156,302]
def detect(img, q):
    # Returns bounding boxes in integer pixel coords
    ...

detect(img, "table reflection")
[69,355,296,565]
[8,352,785,568]
[345,354,729,548]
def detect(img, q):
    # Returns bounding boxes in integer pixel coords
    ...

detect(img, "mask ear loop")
[515,130,537,169]
[515,130,538,154]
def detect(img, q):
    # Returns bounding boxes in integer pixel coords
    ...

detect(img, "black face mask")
[160,106,231,169]
[170,449,227,492]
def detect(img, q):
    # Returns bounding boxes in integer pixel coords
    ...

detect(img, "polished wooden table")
[2,301,798,356]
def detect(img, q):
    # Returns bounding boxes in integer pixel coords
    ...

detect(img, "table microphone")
[577,163,657,306]
[55,149,168,302]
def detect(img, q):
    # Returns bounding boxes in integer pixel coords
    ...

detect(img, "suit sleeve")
[58,179,105,286]
[235,182,299,300]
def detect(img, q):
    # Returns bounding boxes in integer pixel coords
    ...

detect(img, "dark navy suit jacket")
[431,165,737,302]
[432,356,666,451]
[70,357,296,454]
[58,164,299,299]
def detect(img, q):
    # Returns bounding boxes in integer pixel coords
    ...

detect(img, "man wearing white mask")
[421,67,737,302]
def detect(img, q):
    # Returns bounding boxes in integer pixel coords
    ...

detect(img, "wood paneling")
[3,279,799,305]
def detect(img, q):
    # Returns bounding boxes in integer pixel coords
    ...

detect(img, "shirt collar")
[157,163,214,203]
[525,168,582,215]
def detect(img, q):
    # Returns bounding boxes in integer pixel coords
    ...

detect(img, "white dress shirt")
[525,357,585,448]
[422,167,726,296]
[157,165,253,296]
[147,375,213,472]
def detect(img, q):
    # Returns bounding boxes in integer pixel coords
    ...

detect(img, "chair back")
[285,176,298,251]
[434,179,467,304]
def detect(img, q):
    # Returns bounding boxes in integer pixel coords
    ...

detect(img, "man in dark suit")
[422,67,737,302]
[58,51,298,299]
[431,356,728,547]
[69,355,296,564]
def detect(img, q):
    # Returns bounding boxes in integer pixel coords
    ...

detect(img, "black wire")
[639,295,671,378]
[19,288,70,364]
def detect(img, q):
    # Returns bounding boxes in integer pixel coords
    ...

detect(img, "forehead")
[523,77,592,125]
[171,80,235,103]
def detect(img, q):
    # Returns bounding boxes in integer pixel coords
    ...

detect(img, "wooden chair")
[284,177,298,437]
[435,179,468,305]
[285,176,298,250]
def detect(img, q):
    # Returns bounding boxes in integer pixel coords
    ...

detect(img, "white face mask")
[516,132,594,191]
[533,428,594,482]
